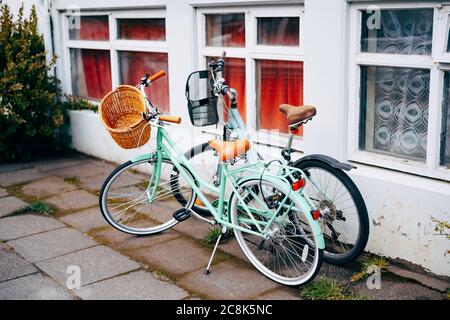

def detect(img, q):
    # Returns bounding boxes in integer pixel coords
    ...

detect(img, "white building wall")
[4,0,449,276]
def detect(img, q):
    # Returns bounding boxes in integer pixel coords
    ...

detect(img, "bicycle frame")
[131,124,323,245]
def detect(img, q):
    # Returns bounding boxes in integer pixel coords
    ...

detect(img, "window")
[349,3,450,180]
[68,15,109,41]
[441,72,450,166]
[117,18,165,41]
[70,48,111,100]
[257,17,299,46]
[198,6,303,136]
[206,14,245,47]
[63,11,169,111]
[257,60,303,133]
[359,66,429,161]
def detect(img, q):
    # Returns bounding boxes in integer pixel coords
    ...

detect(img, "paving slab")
[45,189,98,212]
[90,226,181,251]
[172,217,211,241]
[74,270,188,300]
[36,245,140,287]
[0,273,74,300]
[8,228,96,263]
[0,196,28,217]
[0,188,8,198]
[0,162,32,173]
[348,273,444,300]
[60,207,109,233]
[317,262,357,285]
[21,177,78,198]
[0,167,49,187]
[76,171,145,192]
[128,238,214,276]
[255,289,301,300]
[178,260,279,300]
[0,214,64,241]
[0,247,38,282]
[31,157,86,172]
[386,265,450,293]
[219,238,249,262]
[49,160,115,179]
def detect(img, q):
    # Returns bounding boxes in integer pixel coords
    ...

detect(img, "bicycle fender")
[294,154,356,171]
[230,175,325,250]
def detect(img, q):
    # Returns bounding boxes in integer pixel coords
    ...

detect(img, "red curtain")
[77,16,109,40]
[117,18,166,41]
[72,49,111,100]
[222,14,245,47]
[258,60,304,135]
[257,17,299,46]
[119,51,169,112]
[224,58,246,122]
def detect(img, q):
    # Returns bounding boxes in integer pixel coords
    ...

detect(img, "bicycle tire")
[294,159,369,265]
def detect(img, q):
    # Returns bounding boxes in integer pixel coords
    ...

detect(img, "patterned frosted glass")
[361,9,433,55]
[359,66,429,161]
[441,72,450,166]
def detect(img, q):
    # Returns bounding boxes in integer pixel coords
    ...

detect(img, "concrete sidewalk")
[0,154,448,300]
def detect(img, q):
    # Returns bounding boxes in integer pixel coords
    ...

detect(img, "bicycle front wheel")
[229,178,323,286]
[99,157,196,235]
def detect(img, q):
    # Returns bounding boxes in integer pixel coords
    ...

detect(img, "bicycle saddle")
[208,139,250,161]
[279,104,317,125]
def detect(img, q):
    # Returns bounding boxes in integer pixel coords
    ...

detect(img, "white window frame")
[348,2,450,181]
[196,5,304,150]
[61,9,167,104]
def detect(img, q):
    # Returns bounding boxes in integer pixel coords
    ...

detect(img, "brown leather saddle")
[279,104,317,126]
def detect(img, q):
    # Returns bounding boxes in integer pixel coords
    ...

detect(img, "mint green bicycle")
[99,70,325,286]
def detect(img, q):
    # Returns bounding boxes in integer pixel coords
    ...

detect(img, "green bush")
[0,4,95,162]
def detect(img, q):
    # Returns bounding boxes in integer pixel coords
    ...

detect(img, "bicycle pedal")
[173,208,191,222]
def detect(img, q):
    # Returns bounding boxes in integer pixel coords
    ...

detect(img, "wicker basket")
[99,85,150,149]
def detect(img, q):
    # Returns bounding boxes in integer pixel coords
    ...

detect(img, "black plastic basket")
[185,70,219,127]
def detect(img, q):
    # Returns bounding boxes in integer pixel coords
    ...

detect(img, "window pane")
[256,60,304,134]
[359,66,429,161]
[118,51,169,112]
[360,9,433,55]
[70,49,111,100]
[206,57,246,122]
[117,18,165,41]
[441,72,450,166]
[205,14,245,47]
[447,28,450,52]
[257,17,299,46]
[69,16,109,41]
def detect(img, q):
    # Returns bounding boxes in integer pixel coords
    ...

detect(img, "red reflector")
[313,210,321,220]
[292,178,305,191]
[290,127,300,134]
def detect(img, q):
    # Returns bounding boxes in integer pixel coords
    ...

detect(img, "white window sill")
[348,151,450,182]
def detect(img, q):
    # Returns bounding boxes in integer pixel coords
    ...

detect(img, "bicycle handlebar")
[149,70,166,82]
[159,114,181,124]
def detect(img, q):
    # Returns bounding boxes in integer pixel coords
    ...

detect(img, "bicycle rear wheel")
[99,157,196,235]
[229,178,323,286]
[294,160,369,265]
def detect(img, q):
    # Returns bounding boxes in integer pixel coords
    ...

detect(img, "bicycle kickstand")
[204,226,227,275]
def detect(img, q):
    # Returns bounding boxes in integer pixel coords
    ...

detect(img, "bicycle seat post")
[281,134,294,164]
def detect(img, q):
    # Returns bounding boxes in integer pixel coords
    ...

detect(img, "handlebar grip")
[149,70,166,82]
[159,115,181,124]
